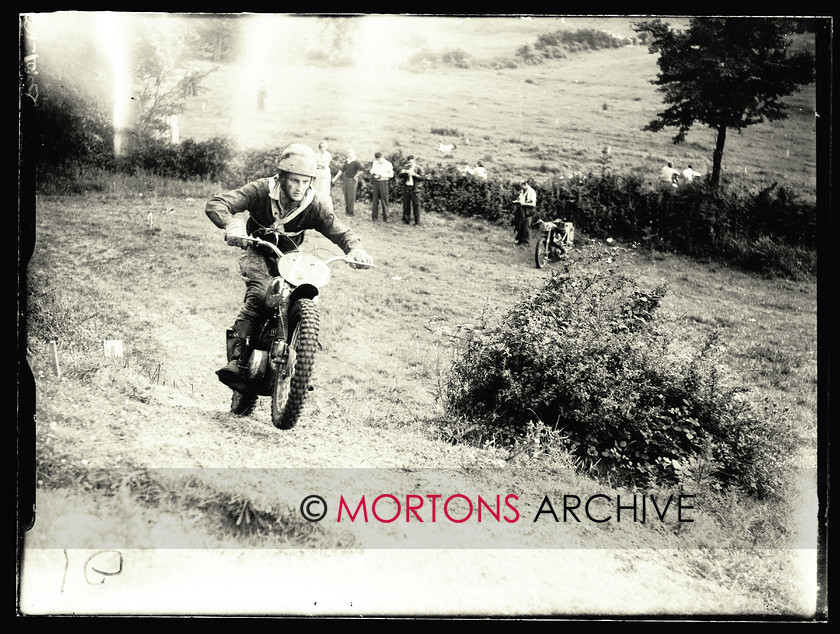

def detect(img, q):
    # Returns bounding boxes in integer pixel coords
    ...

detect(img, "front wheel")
[272,298,320,430]
[535,234,550,269]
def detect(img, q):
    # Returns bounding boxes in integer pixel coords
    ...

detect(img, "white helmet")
[277,143,318,178]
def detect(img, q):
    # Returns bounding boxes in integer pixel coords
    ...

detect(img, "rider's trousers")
[235,246,274,323]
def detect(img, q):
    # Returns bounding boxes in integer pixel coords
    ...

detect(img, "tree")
[188,15,240,63]
[316,16,361,66]
[633,18,814,187]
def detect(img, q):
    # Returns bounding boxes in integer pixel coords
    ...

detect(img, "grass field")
[170,16,817,198]
[21,184,819,616]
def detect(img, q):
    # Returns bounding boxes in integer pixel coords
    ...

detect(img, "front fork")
[264,278,320,379]
[272,340,295,379]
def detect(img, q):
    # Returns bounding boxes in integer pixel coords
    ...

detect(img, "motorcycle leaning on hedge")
[534,217,575,269]
[224,232,374,429]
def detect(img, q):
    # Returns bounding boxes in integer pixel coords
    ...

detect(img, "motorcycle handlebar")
[241,235,284,258]
[242,236,375,268]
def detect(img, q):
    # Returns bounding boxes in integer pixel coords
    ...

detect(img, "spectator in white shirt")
[370,152,394,222]
[682,164,702,183]
[660,161,681,187]
[513,180,537,246]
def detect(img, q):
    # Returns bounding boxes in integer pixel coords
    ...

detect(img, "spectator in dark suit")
[332,149,363,216]
[399,155,425,226]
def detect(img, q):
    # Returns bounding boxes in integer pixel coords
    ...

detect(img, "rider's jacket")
[205,176,363,254]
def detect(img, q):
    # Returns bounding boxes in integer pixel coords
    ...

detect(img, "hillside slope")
[19,191,818,617]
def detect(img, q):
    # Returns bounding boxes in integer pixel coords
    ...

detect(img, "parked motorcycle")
[534,218,574,269]
[225,233,373,429]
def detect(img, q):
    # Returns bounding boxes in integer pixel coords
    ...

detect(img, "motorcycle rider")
[206,143,375,391]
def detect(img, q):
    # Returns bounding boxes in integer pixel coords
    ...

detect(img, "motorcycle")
[534,218,574,269]
[225,233,374,429]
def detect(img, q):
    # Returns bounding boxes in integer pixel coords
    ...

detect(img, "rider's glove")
[224,222,251,249]
[348,248,374,269]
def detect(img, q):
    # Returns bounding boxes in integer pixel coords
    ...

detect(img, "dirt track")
[19,200,818,618]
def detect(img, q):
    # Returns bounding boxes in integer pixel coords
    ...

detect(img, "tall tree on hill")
[317,16,361,66]
[133,17,214,141]
[633,17,814,187]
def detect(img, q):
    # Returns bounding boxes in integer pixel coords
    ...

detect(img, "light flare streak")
[95,12,131,156]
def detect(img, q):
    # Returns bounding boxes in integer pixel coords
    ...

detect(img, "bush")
[220,145,284,186]
[728,235,817,280]
[440,254,797,498]
[511,28,633,65]
[121,136,234,181]
[422,164,511,221]
[405,48,475,70]
[176,138,235,181]
[439,48,476,69]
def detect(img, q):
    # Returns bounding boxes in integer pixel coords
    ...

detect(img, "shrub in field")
[422,165,511,221]
[728,235,817,280]
[176,138,235,181]
[221,145,285,186]
[439,48,476,69]
[741,183,817,249]
[522,28,633,63]
[516,45,543,65]
[430,127,461,137]
[535,28,631,53]
[440,254,796,498]
[405,48,475,69]
[122,136,234,181]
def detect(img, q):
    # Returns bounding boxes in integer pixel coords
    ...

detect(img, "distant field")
[174,15,817,196]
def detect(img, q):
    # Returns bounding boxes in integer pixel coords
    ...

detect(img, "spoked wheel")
[272,298,320,430]
[535,236,550,269]
[230,391,258,416]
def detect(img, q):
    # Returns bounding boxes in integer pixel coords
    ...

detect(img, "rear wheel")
[535,235,549,269]
[272,298,320,430]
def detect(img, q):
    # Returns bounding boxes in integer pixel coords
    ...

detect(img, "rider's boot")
[216,319,256,391]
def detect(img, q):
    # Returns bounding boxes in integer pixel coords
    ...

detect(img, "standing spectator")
[370,152,394,222]
[513,180,537,246]
[682,163,702,183]
[256,83,267,111]
[314,141,334,214]
[399,155,425,226]
[332,149,363,216]
[660,161,680,187]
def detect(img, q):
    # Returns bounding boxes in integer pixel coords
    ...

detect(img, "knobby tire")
[272,298,320,430]
[535,235,549,269]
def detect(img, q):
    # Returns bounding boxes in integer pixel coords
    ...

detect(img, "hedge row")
[218,144,816,277]
[66,137,815,278]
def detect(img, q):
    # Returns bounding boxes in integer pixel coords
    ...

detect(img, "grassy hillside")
[20,184,819,616]
[174,16,816,197]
